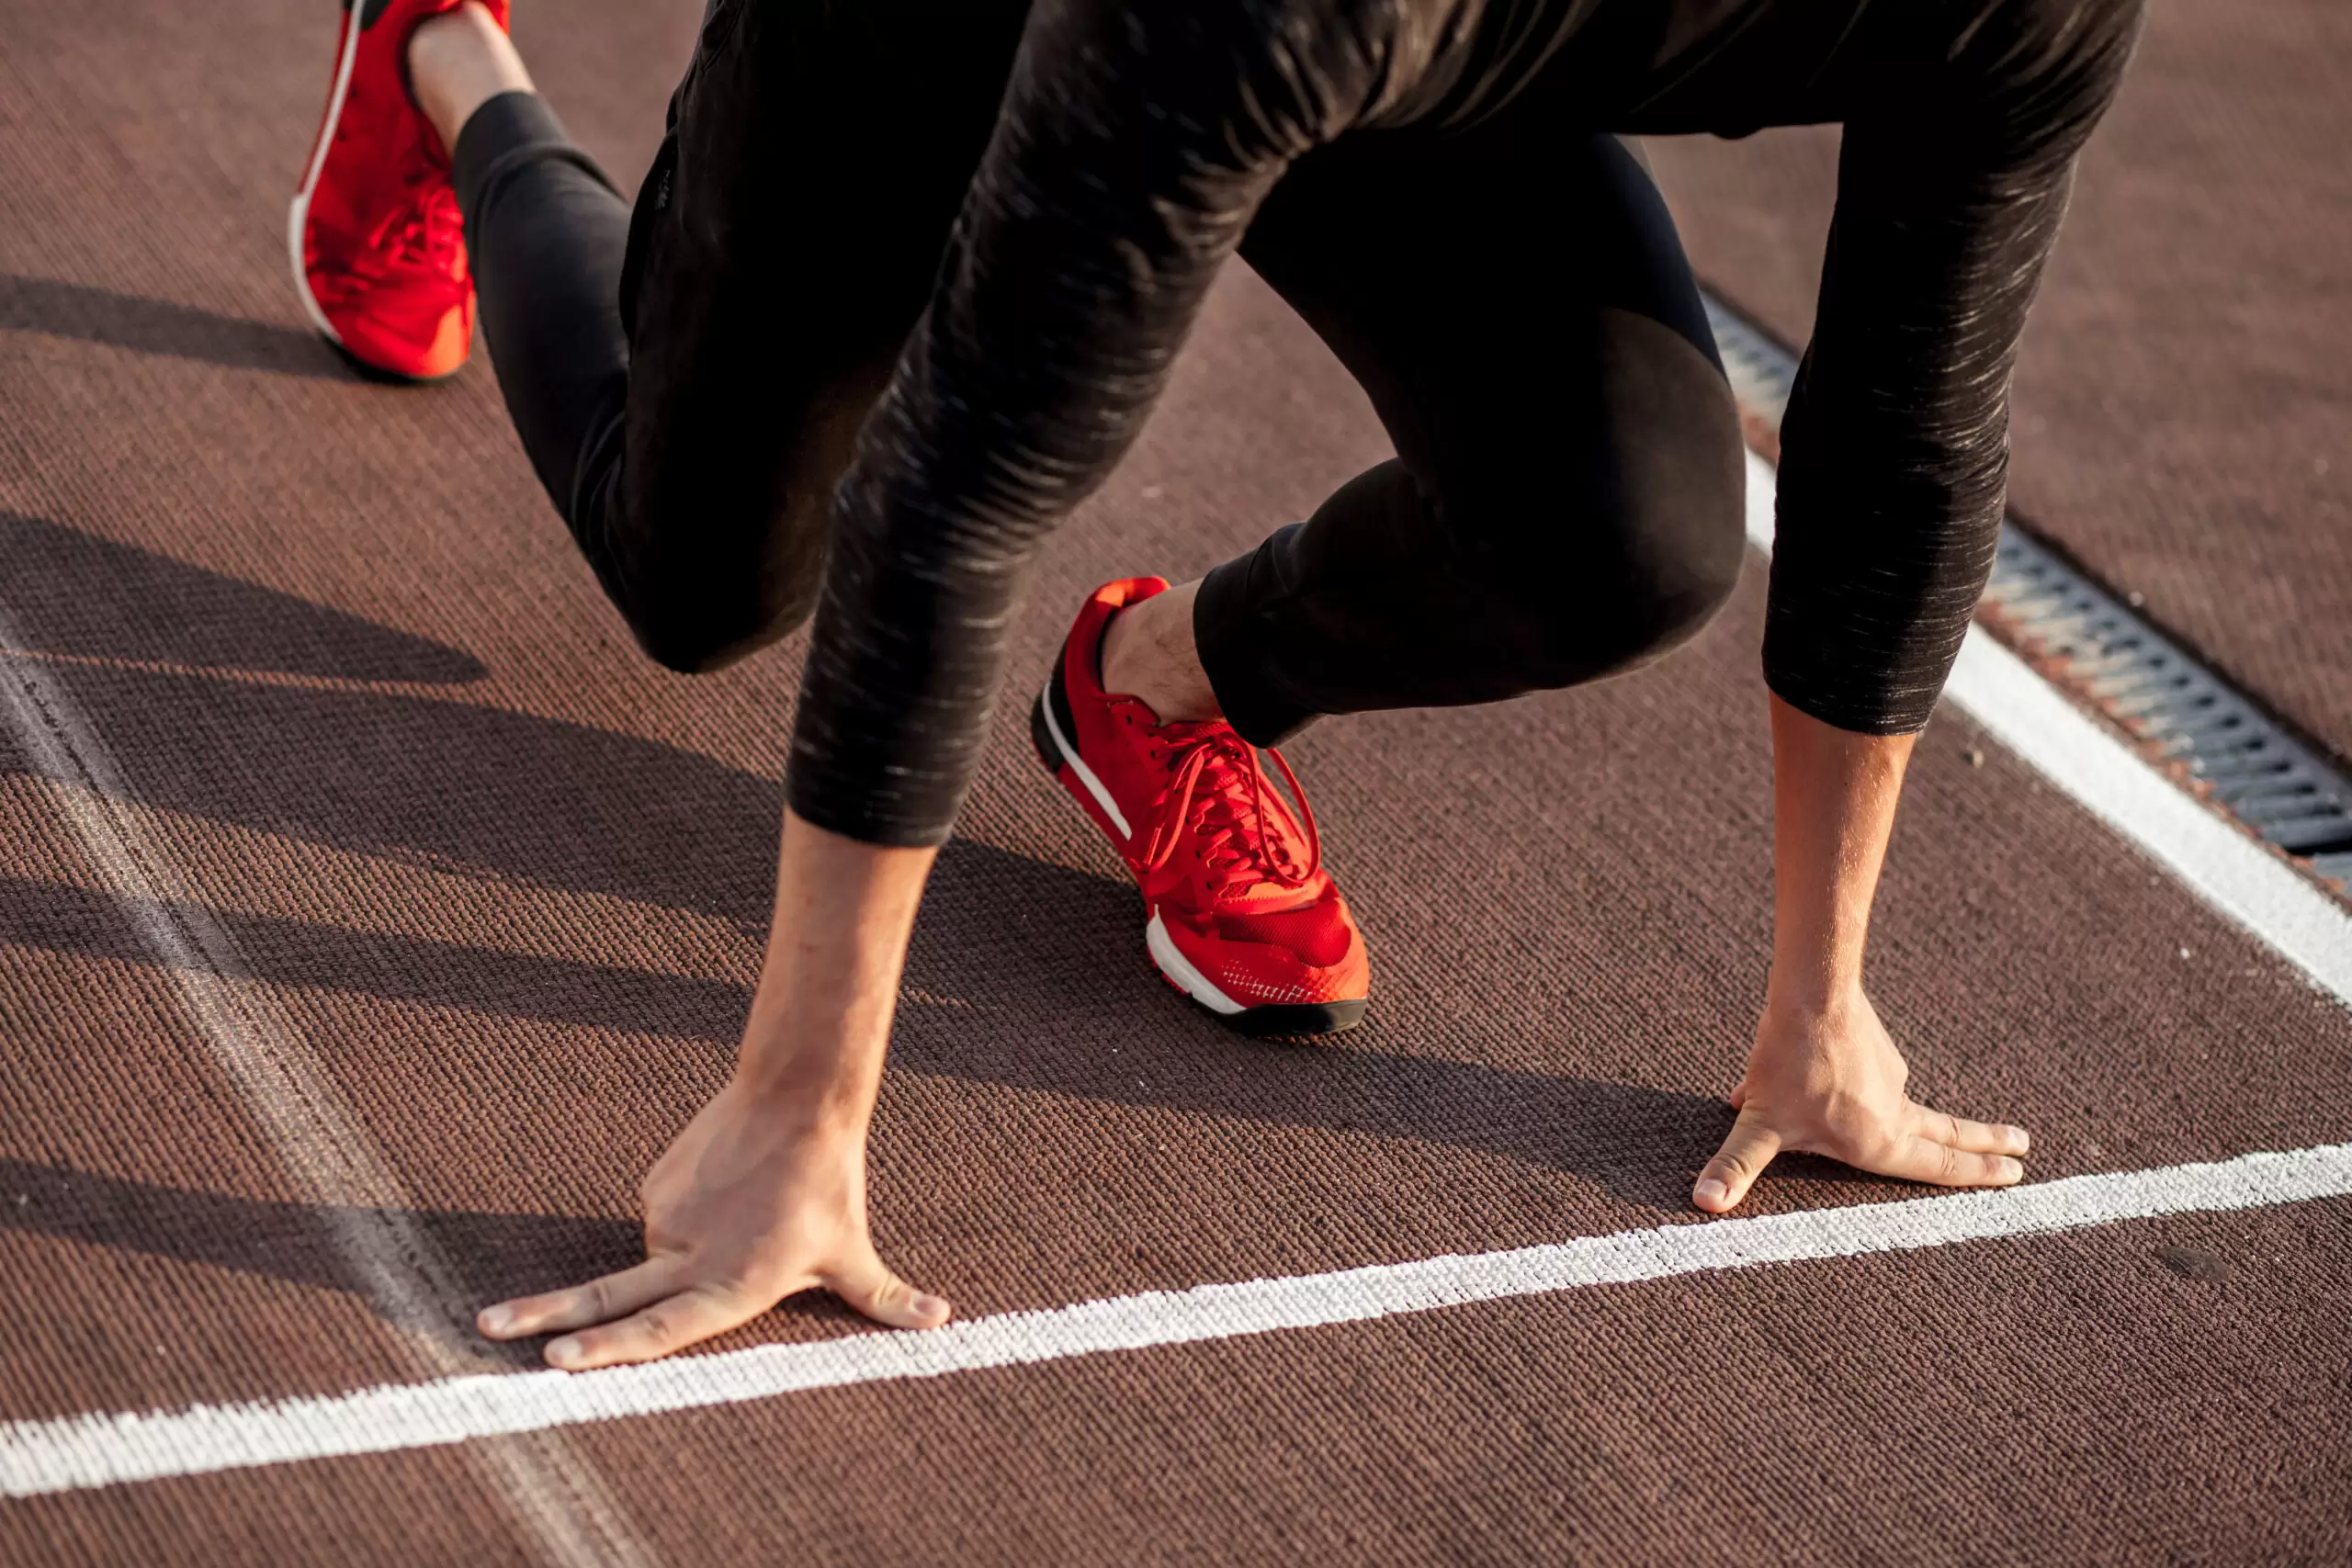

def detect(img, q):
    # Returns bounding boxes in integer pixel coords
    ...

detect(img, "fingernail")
[547,1337,582,1369]
[480,1306,513,1336]
[1998,1157,2025,1182]
[2010,1128,2032,1155]
[1693,1179,1728,1208]
[911,1293,947,1319]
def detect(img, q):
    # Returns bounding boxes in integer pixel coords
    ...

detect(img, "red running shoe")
[289,0,508,380]
[1032,578,1370,1036]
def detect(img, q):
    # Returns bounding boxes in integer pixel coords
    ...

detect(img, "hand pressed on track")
[1691,988,2030,1214]
[477,1077,950,1370]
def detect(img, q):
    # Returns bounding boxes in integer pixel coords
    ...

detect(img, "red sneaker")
[1032,578,1370,1036]
[288,0,508,380]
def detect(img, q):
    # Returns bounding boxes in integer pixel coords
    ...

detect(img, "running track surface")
[1,1,2348,1563]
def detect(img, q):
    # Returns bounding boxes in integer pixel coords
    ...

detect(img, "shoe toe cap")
[1174,906,1370,1007]
[312,276,473,380]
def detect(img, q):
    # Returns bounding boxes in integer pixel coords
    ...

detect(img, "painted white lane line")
[1945,634,2352,1004]
[1742,446,1779,547]
[0,623,654,1565]
[4,1138,2346,1498]
[1740,450,2352,1008]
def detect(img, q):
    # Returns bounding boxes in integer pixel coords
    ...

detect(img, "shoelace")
[360,173,464,278]
[1141,729,1322,893]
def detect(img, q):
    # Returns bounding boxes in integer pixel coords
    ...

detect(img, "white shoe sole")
[287,8,364,347]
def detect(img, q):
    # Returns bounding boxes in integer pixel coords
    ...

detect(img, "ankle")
[1099,581,1223,725]
[408,2,534,152]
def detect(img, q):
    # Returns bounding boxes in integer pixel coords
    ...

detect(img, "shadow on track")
[0,1156,638,1353]
[896,840,1736,1214]
[0,525,1750,1326]
[0,858,1727,1213]
[0,274,346,380]
[0,875,746,1042]
[0,515,769,922]
[0,513,487,684]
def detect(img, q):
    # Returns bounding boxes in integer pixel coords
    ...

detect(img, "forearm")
[785,0,1394,847]
[1762,163,2053,737]
[1765,694,1916,1011]
[734,809,938,1126]
[1692,694,2022,1213]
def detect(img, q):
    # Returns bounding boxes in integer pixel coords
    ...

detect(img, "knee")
[1539,523,1741,682]
[629,612,762,677]
[593,371,842,675]
[1481,412,1747,687]
[1634,468,1748,654]
[620,551,822,676]
[1602,506,1745,668]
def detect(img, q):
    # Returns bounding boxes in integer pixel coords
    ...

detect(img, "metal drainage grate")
[1701,290,2352,899]
[1703,295,1800,429]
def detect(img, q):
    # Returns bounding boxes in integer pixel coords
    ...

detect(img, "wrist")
[1763,964,1867,1024]
[732,1023,882,1128]
[730,971,890,1133]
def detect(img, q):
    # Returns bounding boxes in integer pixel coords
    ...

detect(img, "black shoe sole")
[1221,998,1367,1039]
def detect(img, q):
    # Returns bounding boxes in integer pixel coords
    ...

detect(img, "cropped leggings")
[451,3,1746,757]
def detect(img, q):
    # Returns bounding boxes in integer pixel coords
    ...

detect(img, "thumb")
[828,1245,953,1331]
[1693,1108,1783,1214]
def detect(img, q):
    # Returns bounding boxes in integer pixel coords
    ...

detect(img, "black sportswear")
[452,0,2143,847]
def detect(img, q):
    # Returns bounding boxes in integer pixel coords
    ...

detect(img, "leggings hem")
[1194,532,1321,748]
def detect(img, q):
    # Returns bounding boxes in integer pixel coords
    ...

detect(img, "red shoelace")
[1141,728,1322,893]
[356,174,465,282]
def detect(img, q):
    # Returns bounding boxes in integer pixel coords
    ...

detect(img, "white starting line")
[0,455,2346,1501]
[5,1139,2351,1498]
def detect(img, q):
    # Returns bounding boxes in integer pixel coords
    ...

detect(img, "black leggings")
[453,10,1743,754]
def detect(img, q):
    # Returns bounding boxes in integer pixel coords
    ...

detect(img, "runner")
[290,0,2142,1367]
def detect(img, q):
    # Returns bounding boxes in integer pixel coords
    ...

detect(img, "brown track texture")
[1,0,2347,1563]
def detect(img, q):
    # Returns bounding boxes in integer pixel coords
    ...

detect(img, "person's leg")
[408,0,1030,671]
[409,6,626,561]
[1102,131,1747,739]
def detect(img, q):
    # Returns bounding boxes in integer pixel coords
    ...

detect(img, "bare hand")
[1692,988,2029,1213]
[478,1077,951,1369]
